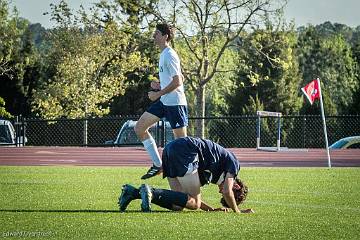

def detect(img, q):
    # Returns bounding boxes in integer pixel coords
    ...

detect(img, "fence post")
[17,115,24,147]
[277,115,281,151]
[256,115,261,149]
[22,116,26,146]
[84,118,88,146]
[15,115,19,147]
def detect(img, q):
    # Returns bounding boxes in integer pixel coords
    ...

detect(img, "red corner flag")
[301,79,320,105]
[301,78,331,168]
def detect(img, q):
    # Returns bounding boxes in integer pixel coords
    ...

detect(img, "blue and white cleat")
[118,184,137,212]
[139,184,153,212]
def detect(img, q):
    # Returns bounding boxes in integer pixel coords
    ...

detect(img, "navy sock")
[151,188,188,211]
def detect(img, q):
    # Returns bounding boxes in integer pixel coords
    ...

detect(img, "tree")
[312,21,354,42]
[0,96,12,118]
[297,26,359,115]
[0,0,20,77]
[90,0,161,115]
[0,0,39,116]
[348,26,360,114]
[32,22,147,119]
[146,0,286,137]
[229,25,302,116]
[30,0,151,119]
[223,24,302,147]
[177,34,238,117]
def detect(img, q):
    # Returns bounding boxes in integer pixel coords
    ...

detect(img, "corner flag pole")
[317,78,331,168]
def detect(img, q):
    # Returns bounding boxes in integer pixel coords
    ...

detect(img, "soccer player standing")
[135,23,188,179]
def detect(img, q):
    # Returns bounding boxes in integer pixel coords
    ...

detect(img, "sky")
[8,0,360,29]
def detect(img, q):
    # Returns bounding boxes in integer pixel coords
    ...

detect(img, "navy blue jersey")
[162,137,240,185]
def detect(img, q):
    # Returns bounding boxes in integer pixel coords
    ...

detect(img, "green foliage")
[38,0,159,117]
[243,95,264,115]
[176,35,238,116]
[0,0,22,77]
[152,0,286,136]
[0,96,12,118]
[145,0,287,138]
[103,0,160,115]
[0,0,38,115]
[225,25,303,146]
[297,26,359,115]
[230,26,302,116]
[348,26,360,113]
[32,22,148,119]
[114,0,159,26]
[1,166,360,239]
[2,0,360,118]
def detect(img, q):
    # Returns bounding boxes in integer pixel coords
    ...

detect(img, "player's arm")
[222,173,241,213]
[200,200,214,211]
[158,74,183,95]
[200,201,229,212]
[148,74,183,101]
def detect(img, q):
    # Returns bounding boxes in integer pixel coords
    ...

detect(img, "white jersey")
[159,47,187,106]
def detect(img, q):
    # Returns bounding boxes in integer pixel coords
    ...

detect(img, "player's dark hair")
[220,178,248,208]
[156,23,174,42]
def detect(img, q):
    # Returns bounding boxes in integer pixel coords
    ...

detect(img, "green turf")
[0,167,359,239]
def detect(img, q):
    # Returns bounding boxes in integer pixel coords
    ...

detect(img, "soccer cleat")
[118,184,138,212]
[140,184,153,212]
[141,165,162,180]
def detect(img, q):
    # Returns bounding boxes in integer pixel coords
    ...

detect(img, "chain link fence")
[7,115,360,148]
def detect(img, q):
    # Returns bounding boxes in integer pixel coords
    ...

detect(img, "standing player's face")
[153,30,167,46]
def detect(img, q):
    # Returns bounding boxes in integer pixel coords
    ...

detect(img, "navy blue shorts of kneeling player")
[147,100,188,129]
[162,137,240,185]
[162,137,199,178]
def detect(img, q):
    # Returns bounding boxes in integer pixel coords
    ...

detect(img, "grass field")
[0,166,359,239]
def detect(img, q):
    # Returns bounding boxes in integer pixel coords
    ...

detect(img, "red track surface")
[0,147,359,167]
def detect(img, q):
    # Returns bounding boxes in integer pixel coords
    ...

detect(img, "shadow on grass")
[0,209,176,214]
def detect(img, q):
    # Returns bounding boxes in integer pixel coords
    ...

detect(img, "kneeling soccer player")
[118,136,254,213]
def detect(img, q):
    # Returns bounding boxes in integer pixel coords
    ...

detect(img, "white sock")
[142,137,162,167]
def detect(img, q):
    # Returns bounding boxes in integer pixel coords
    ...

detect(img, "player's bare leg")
[135,112,162,179]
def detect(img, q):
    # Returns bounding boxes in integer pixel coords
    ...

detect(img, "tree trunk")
[195,84,205,138]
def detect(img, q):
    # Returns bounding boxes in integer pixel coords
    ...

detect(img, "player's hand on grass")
[213,207,230,212]
[240,208,255,214]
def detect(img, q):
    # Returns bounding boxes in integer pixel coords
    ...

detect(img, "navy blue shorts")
[162,137,199,178]
[147,100,188,129]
